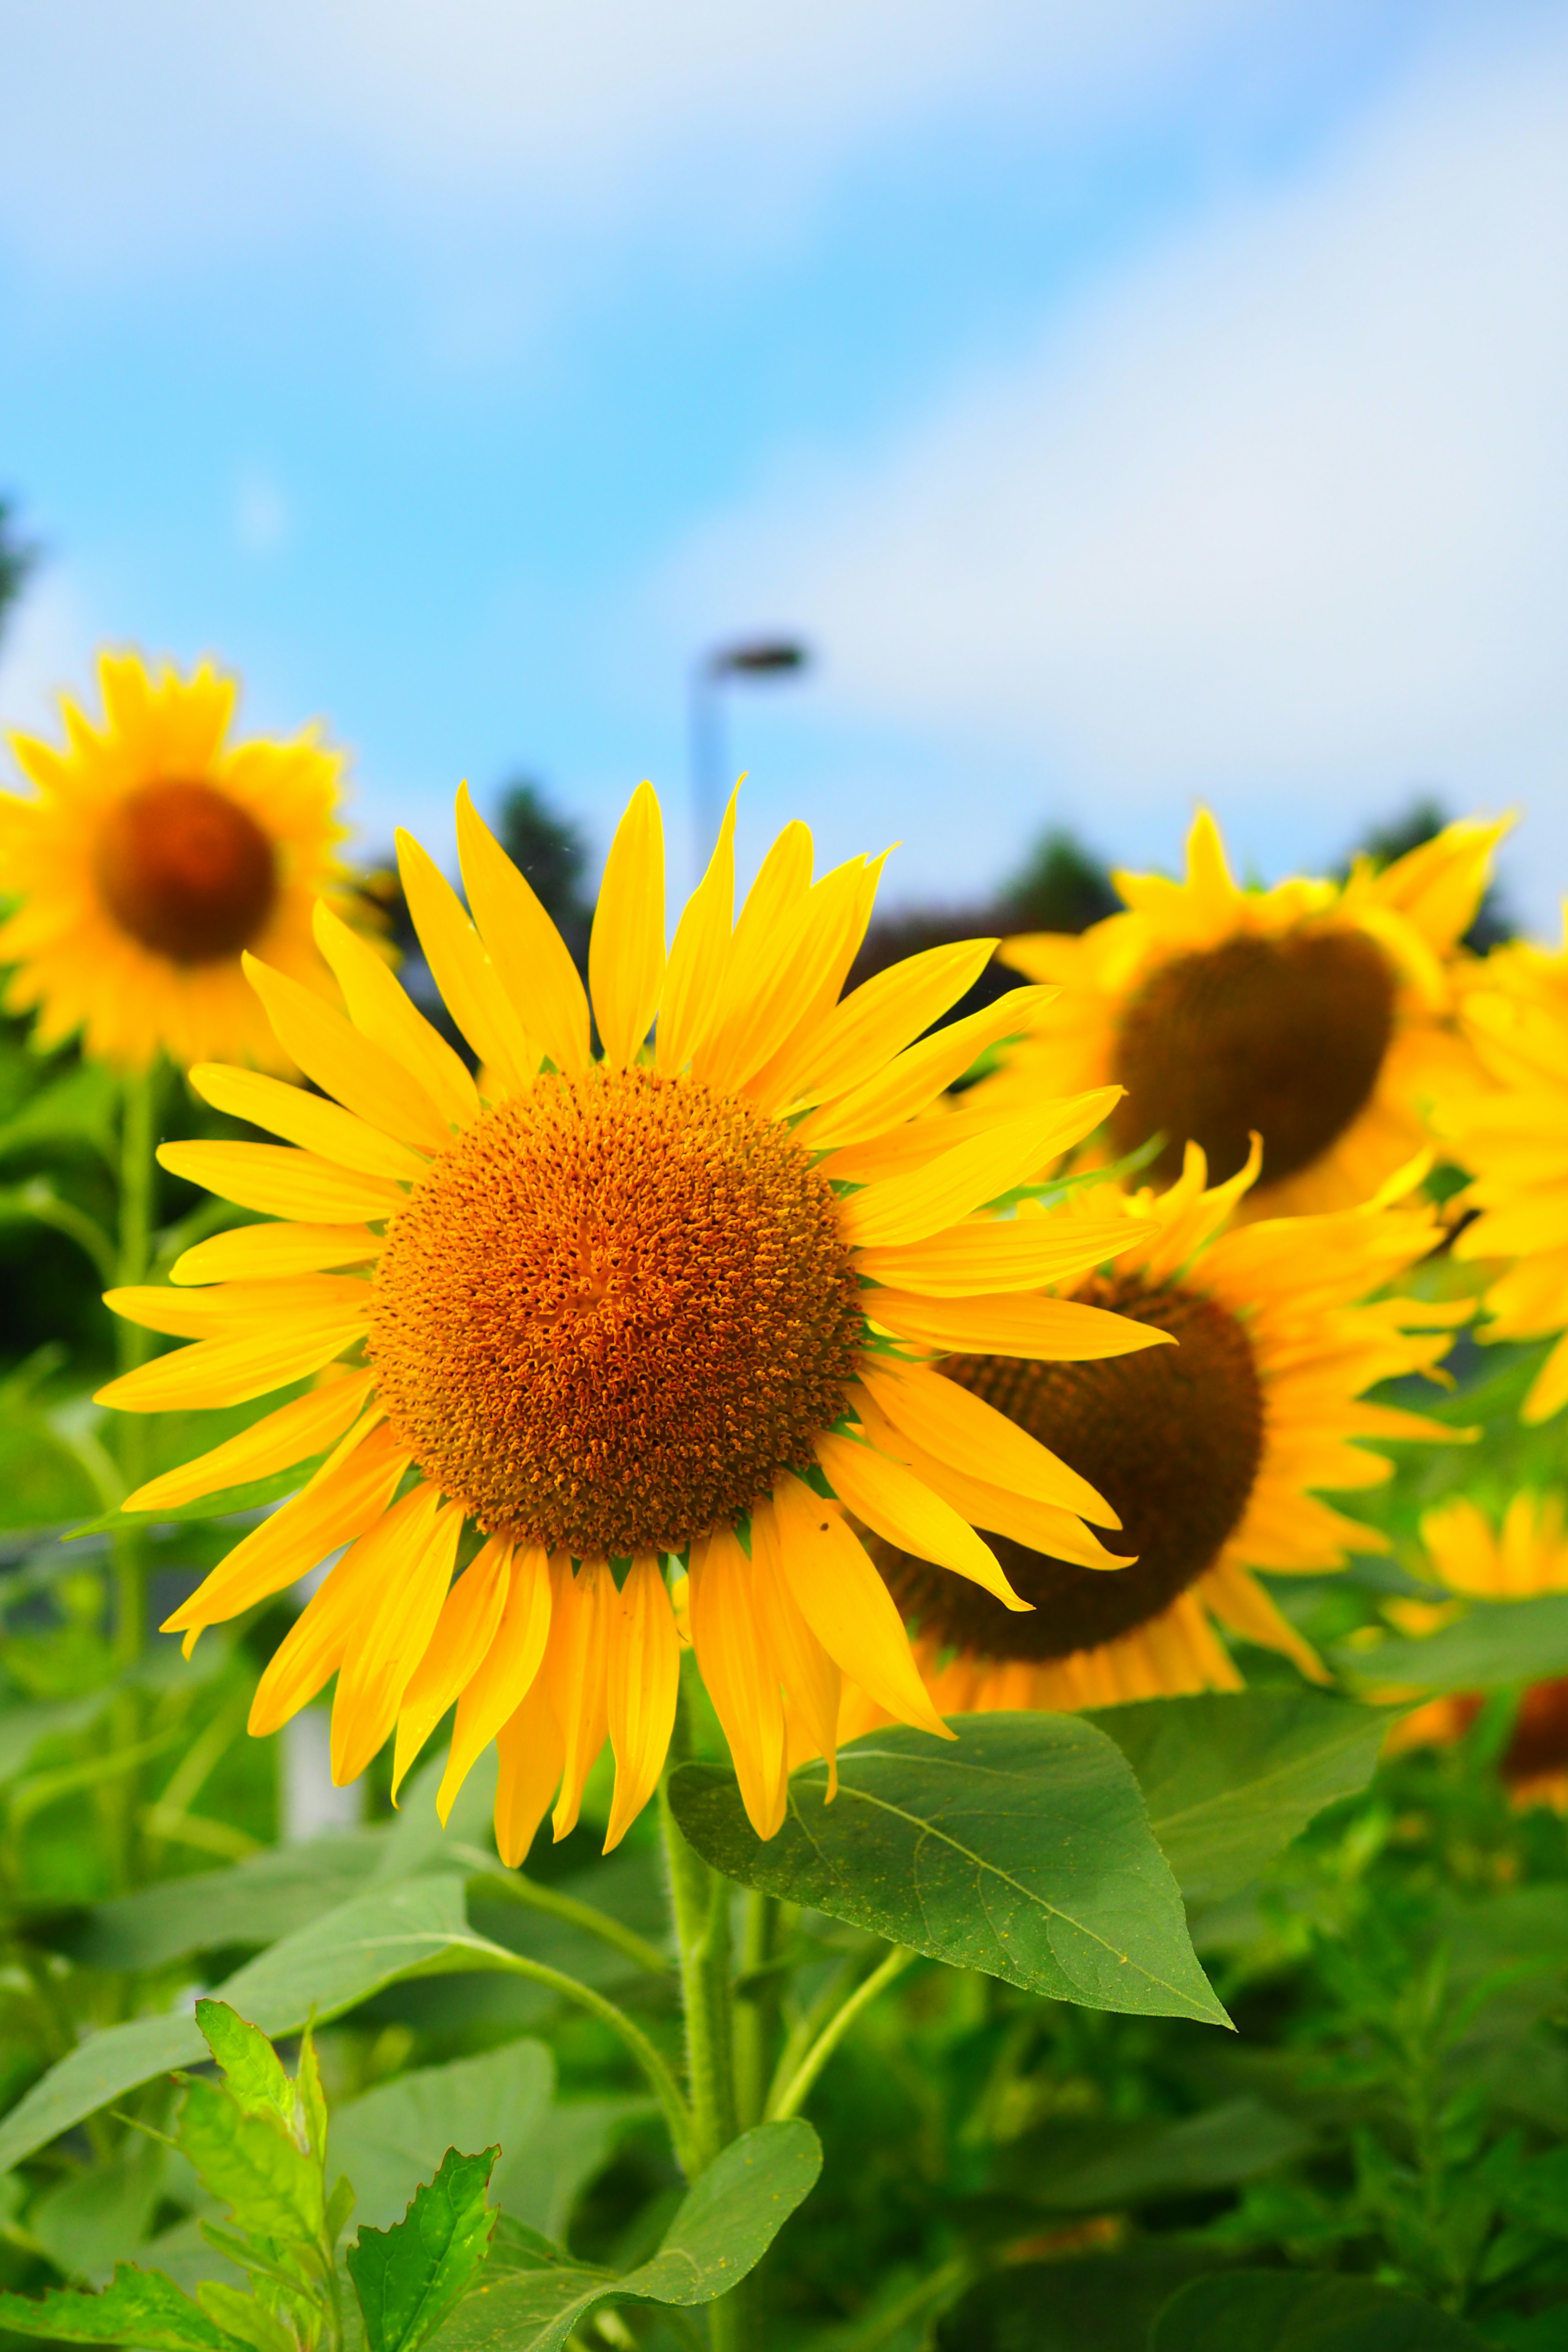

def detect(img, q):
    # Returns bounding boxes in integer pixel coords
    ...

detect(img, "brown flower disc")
[94,779,278,963]
[1109,927,1397,1186]
[368,1069,863,1557]
[879,1274,1265,1661]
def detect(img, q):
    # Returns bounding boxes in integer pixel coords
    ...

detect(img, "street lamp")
[689,635,811,878]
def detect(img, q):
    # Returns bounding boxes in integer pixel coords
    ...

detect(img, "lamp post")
[689,635,811,879]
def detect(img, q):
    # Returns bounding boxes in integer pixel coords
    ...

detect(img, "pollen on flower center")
[368,1068,864,1558]
[93,778,278,964]
[877,1274,1265,1661]
[1109,927,1397,1185]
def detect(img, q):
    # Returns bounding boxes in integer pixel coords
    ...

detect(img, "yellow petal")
[688,1524,788,1840]
[770,1471,951,1739]
[856,1362,1115,1523]
[544,1556,610,1840]
[95,1314,366,1413]
[161,1419,409,1634]
[494,1677,566,1868]
[782,938,999,1109]
[314,901,480,1131]
[793,986,1054,1146]
[869,1426,1128,1569]
[247,1479,439,1740]
[603,1553,680,1849]
[699,856,867,1099]
[590,784,666,1071]
[749,1498,841,1796]
[813,1430,1026,1611]
[1197,1559,1329,1683]
[397,829,538,1095]
[658,787,737,1074]
[104,1275,369,1339]
[865,1288,1174,1363]
[392,1536,514,1798]
[332,1491,463,1783]
[170,1223,381,1285]
[839,1091,1121,1248]
[858,1207,1145,1296]
[456,783,590,1075]
[157,1140,405,1224]
[242,953,452,1155]
[122,1369,375,1514]
[189,1064,429,1184]
[439,1547,554,1821]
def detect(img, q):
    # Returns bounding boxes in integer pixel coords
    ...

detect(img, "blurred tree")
[1342,793,1515,952]
[1003,824,1121,933]
[496,777,595,969]
[0,496,38,650]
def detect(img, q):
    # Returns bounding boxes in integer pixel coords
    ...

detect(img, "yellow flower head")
[0,652,350,1070]
[1441,933,1568,1421]
[99,783,1169,1853]
[983,806,1508,1219]
[853,1140,1461,1722]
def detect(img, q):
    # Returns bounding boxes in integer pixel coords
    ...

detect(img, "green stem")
[734,1891,781,2130]
[769,1946,915,2123]
[105,1063,159,1896]
[483,1948,695,2177]
[450,1848,671,1977]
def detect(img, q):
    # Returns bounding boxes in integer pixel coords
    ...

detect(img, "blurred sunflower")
[982,807,1507,1218]
[1440,937,1568,1422]
[98,782,1169,1852]
[1384,1494,1568,1807]
[856,1141,1460,1719]
[0,651,350,1070]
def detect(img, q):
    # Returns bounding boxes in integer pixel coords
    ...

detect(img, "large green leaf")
[1147,2269,1490,2349]
[1334,1593,1568,1693]
[1015,2096,1311,2211]
[668,1717,1227,2024]
[0,1877,481,2172]
[0,2263,244,2352]
[1085,1691,1390,1907]
[29,2133,165,2287]
[349,2148,497,2352]
[426,2118,822,2352]
[935,2248,1229,2352]
[330,2045,551,2233]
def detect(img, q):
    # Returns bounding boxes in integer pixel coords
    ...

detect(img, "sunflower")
[0,651,350,1070]
[1383,1493,1568,1807]
[1439,936,1568,1422]
[96,782,1171,1854]
[981,807,1508,1218]
[853,1141,1461,1719]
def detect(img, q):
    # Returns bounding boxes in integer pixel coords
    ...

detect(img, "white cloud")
[655,14,1568,927]
[0,0,1339,277]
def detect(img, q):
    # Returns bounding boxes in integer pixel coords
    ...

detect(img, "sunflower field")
[0,652,1567,2352]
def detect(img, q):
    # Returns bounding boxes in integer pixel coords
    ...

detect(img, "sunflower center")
[878,1274,1264,1662]
[367,1069,863,1557]
[1108,927,1396,1186]
[93,779,278,964]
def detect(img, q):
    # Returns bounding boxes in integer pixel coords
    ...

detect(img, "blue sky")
[2,0,1565,921]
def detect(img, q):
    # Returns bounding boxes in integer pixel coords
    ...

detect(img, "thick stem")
[734,1891,781,2130]
[104,1065,158,1894]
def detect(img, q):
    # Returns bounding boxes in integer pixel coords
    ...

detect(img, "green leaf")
[193,2282,296,2352]
[0,1061,118,1163]
[176,2078,324,2248]
[194,2001,296,2128]
[424,2118,822,2352]
[0,1877,479,2173]
[68,1463,327,1541]
[348,2147,498,2352]
[1147,2270,1491,2350]
[330,2044,552,2234]
[1334,1592,1568,1692]
[29,2131,166,2286]
[1085,1691,1390,1907]
[1015,2096,1311,2211]
[935,2247,1227,2352]
[0,2264,244,2352]
[62,1832,388,1971]
[0,1692,116,1786]
[668,1717,1227,2024]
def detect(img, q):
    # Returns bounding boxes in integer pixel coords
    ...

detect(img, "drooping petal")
[857,1361,1118,1524]
[688,1524,788,1840]
[332,1491,464,1783]
[813,1430,1027,1611]
[590,784,666,1072]
[392,1536,514,1797]
[544,1555,610,1840]
[494,1677,566,1869]
[771,1471,951,1739]
[122,1369,375,1514]
[439,1546,554,1821]
[456,784,590,1075]
[750,1497,842,1798]
[603,1553,680,1849]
